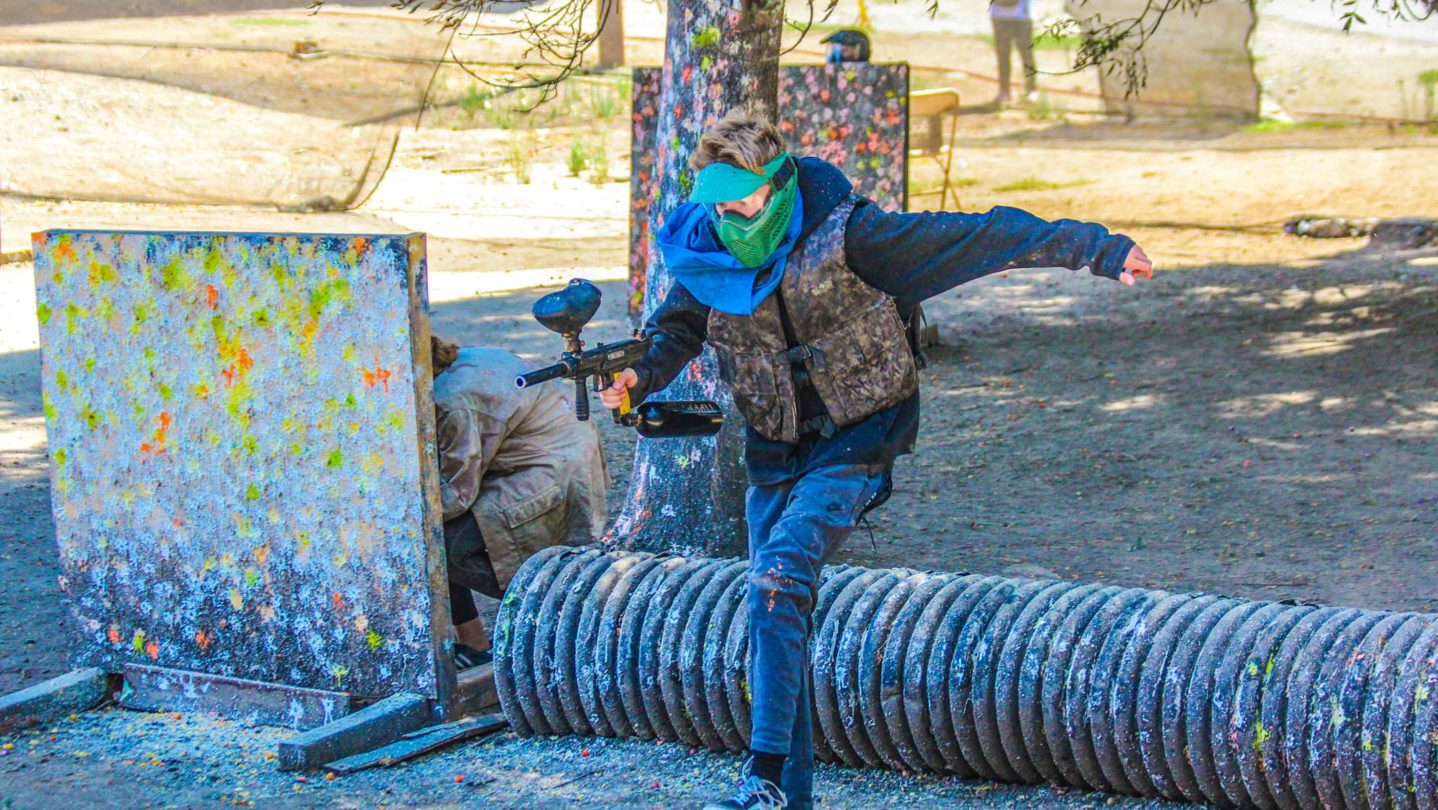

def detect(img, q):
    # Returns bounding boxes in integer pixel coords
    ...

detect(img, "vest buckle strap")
[798,414,837,439]
[781,344,826,372]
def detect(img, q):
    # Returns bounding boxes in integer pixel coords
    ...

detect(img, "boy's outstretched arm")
[844,202,1151,311]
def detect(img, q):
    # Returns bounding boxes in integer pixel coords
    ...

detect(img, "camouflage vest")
[707,195,918,444]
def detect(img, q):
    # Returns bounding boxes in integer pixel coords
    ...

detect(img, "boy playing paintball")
[599,112,1152,810]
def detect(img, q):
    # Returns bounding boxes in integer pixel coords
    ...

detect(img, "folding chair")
[908,88,962,211]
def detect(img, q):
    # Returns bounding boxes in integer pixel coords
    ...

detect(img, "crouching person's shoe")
[701,775,787,810]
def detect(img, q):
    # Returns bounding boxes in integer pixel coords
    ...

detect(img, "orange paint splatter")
[237,347,254,373]
[332,592,344,610]
[204,284,218,310]
[362,366,392,393]
[141,411,173,457]
[145,641,159,661]
[107,626,122,645]
[352,237,369,254]
[221,365,236,387]
[195,630,212,651]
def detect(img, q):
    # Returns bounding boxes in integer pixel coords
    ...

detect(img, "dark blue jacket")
[632,157,1135,484]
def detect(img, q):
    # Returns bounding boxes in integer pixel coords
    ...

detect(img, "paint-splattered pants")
[746,462,887,809]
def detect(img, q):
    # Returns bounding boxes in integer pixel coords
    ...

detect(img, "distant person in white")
[990,0,1038,104]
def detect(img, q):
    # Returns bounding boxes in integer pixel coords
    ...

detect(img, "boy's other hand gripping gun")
[514,279,722,439]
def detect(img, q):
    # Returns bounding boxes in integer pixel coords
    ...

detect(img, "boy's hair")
[431,334,460,376]
[689,111,787,174]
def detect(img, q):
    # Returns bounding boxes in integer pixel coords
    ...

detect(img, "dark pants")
[746,462,887,809]
[443,511,501,625]
[992,18,1036,97]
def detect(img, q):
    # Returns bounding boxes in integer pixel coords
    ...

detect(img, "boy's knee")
[748,564,817,616]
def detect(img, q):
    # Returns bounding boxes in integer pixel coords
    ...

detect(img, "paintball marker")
[515,279,723,439]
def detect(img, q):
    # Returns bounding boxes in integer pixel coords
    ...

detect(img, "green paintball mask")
[695,154,798,269]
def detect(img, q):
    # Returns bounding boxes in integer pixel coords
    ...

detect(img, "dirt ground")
[3,2,1438,808]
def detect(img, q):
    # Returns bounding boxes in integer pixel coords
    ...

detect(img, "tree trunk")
[595,0,625,70]
[608,0,782,556]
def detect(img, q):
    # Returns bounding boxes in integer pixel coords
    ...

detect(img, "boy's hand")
[1118,246,1153,287]
[599,368,639,410]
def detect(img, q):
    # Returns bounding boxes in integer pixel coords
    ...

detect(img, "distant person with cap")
[990,0,1038,104]
[820,28,871,63]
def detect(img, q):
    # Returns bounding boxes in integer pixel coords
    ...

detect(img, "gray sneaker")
[701,775,787,810]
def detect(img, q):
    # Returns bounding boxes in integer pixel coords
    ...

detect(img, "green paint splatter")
[36,303,51,325]
[83,356,95,372]
[331,665,350,689]
[700,55,713,72]
[88,261,116,286]
[44,402,56,422]
[54,448,67,466]
[366,631,384,650]
[692,26,720,49]
[678,171,693,195]
[203,557,217,572]
[251,308,272,328]
[55,370,70,391]
[203,246,223,275]
[156,383,173,401]
[326,450,344,468]
[130,303,148,334]
[1253,722,1270,751]
[344,393,357,409]
[1417,683,1430,702]
[132,629,146,654]
[160,257,193,292]
[65,303,86,335]
[242,435,259,455]
[245,484,260,501]
[81,406,100,431]
[243,567,260,588]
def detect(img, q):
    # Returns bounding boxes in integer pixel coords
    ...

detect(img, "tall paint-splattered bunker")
[31,230,448,700]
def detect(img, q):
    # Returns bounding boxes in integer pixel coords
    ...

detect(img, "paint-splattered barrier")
[494,547,1438,809]
[32,230,451,701]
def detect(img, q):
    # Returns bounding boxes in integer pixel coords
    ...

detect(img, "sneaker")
[454,643,492,670]
[701,774,787,810]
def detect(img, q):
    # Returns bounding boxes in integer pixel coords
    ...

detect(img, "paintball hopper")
[532,278,601,339]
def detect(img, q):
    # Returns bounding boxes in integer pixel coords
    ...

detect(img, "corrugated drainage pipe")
[493,547,1438,809]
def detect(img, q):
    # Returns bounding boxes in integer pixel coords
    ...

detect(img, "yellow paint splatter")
[229,588,244,610]
[366,631,384,650]
[132,629,146,654]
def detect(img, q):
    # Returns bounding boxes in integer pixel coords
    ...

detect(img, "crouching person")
[431,336,608,667]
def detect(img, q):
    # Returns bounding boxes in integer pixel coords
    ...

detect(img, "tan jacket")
[434,347,608,590]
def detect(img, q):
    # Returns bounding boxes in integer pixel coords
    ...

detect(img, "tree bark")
[608,0,783,556]
[595,0,625,70]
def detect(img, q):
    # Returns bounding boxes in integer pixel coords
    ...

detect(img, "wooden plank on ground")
[118,664,350,731]
[276,692,430,771]
[323,712,508,774]
[447,663,498,719]
[0,668,111,734]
